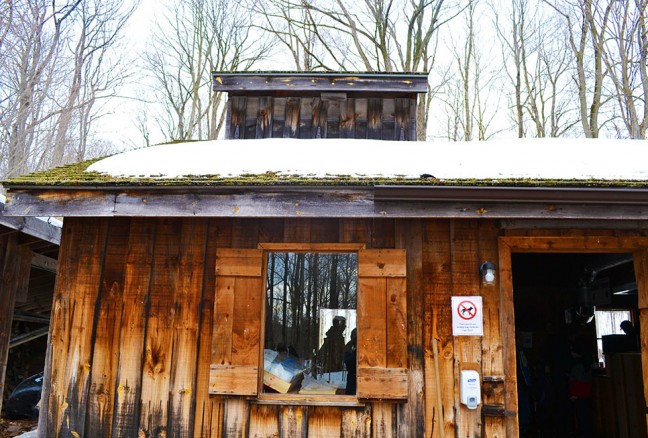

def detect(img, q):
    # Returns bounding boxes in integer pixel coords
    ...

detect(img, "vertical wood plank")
[633,248,648,437]
[259,218,285,244]
[85,218,130,437]
[424,220,455,438]
[230,97,247,139]
[213,276,235,365]
[167,218,208,437]
[256,97,273,139]
[13,244,31,303]
[232,276,263,367]
[224,398,249,437]
[310,219,340,244]
[311,98,328,138]
[395,220,424,438]
[284,98,301,138]
[341,405,372,437]
[498,239,519,437]
[451,220,483,438]
[299,98,314,138]
[280,405,307,437]
[381,98,396,141]
[326,98,341,138]
[478,221,505,437]
[386,277,407,369]
[138,219,181,437]
[394,99,411,141]
[358,277,387,369]
[225,96,233,139]
[248,404,279,437]
[232,218,260,248]
[355,98,368,139]
[340,98,356,138]
[272,97,286,138]
[410,99,418,141]
[371,219,395,249]
[0,236,21,415]
[341,219,372,245]
[112,219,156,437]
[194,219,231,437]
[372,402,395,438]
[308,407,342,437]
[284,218,311,243]
[367,98,383,140]
[245,97,260,139]
[42,218,108,437]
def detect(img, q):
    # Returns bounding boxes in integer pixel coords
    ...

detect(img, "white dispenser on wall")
[460,370,481,409]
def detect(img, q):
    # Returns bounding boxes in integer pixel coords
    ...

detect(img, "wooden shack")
[3,73,648,438]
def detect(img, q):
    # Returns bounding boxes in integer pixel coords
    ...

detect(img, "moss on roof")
[4,159,648,189]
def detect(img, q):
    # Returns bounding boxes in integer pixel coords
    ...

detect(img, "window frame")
[258,243,364,404]
[209,243,408,404]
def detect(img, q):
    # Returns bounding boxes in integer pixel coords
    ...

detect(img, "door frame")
[498,235,648,437]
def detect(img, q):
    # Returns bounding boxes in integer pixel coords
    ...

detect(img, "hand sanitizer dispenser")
[460,370,481,410]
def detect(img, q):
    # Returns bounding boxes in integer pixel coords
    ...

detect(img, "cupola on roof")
[212,71,429,141]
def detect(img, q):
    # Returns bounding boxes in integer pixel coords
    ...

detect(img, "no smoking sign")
[451,296,483,336]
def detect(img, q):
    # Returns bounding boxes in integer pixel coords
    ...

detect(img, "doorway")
[499,238,648,437]
[510,251,645,437]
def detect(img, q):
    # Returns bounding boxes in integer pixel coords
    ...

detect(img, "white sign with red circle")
[451,296,483,336]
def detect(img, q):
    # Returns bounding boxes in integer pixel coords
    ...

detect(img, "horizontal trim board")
[0,214,61,244]
[213,73,429,93]
[374,185,648,204]
[7,189,648,219]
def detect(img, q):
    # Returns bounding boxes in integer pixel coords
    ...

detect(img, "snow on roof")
[86,138,648,182]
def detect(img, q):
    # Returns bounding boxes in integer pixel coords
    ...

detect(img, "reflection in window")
[263,252,357,395]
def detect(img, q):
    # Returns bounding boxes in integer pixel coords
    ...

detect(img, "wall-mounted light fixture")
[480,262,496,286]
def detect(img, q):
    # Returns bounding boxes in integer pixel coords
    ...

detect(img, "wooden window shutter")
[356,249,408,399]
[209,248,263,396]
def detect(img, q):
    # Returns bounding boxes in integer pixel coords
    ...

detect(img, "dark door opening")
[512,253,646,438]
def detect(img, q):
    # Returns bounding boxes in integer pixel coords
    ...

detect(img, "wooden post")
[633,249,648,437]
[0,236,31,415]
[478,221,505,437]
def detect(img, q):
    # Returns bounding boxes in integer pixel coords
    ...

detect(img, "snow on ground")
[86,138,648,181]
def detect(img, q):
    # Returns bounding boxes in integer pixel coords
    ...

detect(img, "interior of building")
[512,252,645,438]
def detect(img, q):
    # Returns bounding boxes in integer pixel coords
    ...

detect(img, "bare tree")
[582,0,648,138]
[0,0,15,53]
[441,1,500,140]
[494,0,579,138]
[252,0,332,71]
[542,1,607,138]
[253,0,467,140]
[0,0,135,178]
[50,0,136,166]
[143,0,270,142]
[1,0,79,177]
[494,0,534,137]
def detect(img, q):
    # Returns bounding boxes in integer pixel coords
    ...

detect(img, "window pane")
[594,309,632,365]
[263,252,357,395]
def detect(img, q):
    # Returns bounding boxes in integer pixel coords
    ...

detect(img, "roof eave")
[4,184,648,221]
[374,185,648,205]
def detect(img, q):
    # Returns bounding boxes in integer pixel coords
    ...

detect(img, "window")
[263,252,357,395]
[209,245,408,401]
[594,309,632,365]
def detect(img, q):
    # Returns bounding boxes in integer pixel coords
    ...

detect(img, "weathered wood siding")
[225,96,417,141]
[47,217,613,437]
[41,217,504,437]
